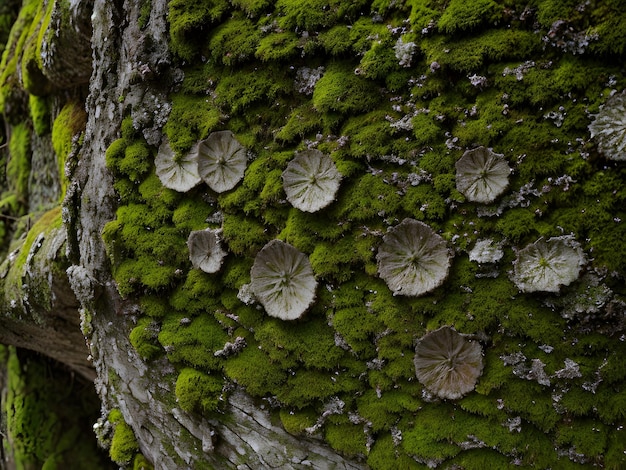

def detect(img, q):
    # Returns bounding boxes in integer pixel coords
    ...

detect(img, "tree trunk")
[2,0,626,469]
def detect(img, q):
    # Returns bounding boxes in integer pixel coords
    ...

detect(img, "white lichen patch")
[511,235,586,293]
[250,240,317,320]
[414,326,484,400]
[197,130,248,193]
[155,140,201,192]
[377,218,451,297]
[282,149,341,213]
[588,90,626,161]
[455,146,512,203]
[468,238,504,264]
[187,228,227,273]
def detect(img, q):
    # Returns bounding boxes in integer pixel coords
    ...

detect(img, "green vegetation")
[2,0,626,467]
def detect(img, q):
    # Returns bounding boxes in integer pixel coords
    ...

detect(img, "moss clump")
[108,409,139,465]
[175,368,225,415]
[168,0,230,61]
[129,317,162,360]
[437,0,500,33]
[6,122,31,211]
[29,93,50,135]
[51,101,87,197]
[279,407,317,435]
[3,348,109,469]
[158,313,229,370]
[312,63,381,115]
[325,422,367,458]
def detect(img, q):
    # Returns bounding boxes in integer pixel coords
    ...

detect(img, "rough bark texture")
[2,0,626,469]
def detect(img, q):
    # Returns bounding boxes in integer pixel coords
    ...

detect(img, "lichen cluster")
[78,0,626,467]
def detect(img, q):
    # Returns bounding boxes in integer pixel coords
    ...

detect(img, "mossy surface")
[2,347,112,469]
[95,0,626,467]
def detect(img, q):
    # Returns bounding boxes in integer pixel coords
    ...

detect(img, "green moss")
[129,317,162,360]
[6,122,31,209]
[437,0,500,33]
[51,101,87,197]
[255,31,299,62]
[133,453,154,470]
[230,0,271,16]
[175,368,225,415]
[221,212,272,256]
[168,0,230,61]
[118,140,152,183]
[214,64,292,113]
[340,110,395,158]
[222,341,287,396]
[158,313,229,370]
[334,173,402,222]
[279,407,317,435]
[0,0,39,115]
[3,348,108,469]
[108,409,139,465]
[169,268,223,315]
[208,15,261,66]
[312,63,381,115]
[356,389,420,432]
[29,93,50,135]
[325,422,367,457]
[163,93,222,156]
[254,317,345,369]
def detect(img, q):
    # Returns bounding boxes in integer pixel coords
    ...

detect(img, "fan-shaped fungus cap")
[197,130,247,193]
[455,146,511,203]
[589,90,626,161]
[377,218,451,297]
[511,235,586,293]
[282,149,341,213]
[250,240,317,320]
[187,229,227,274]
[155,140,201,192]
[414,326,484,400]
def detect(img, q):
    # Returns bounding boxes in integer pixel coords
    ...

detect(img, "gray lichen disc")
[197,130,247,193]
[414,326,484,400]
[377,218,451,297]
[155,140,201,192]
[511,236,585,293]
[187,229,227,274]
[250,240,317,320]
[455,146,511,204]
[589,90,626,161]
[282,149,341,212]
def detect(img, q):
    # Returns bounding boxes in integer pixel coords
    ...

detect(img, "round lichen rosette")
[414,326,484,400]
[197,130,248,193]
[187,229,227,274]
[282,149,342,213]
[589,90,626,161]
[155,139,201,192]
[250,240,317,320]
[455,146,512,204]
[511,236,586,293]
[377,218,452,297]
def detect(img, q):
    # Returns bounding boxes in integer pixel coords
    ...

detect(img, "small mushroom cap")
[377,218,451,297]
[197,130,247,193]
[414,326,484,400]
[282,149,342,213]
[187,229,227,273]
[589,90,626,161]
[455,146,511,203]
[511,235,586,293]
[155,140,201,192]
[250,240,317,320]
